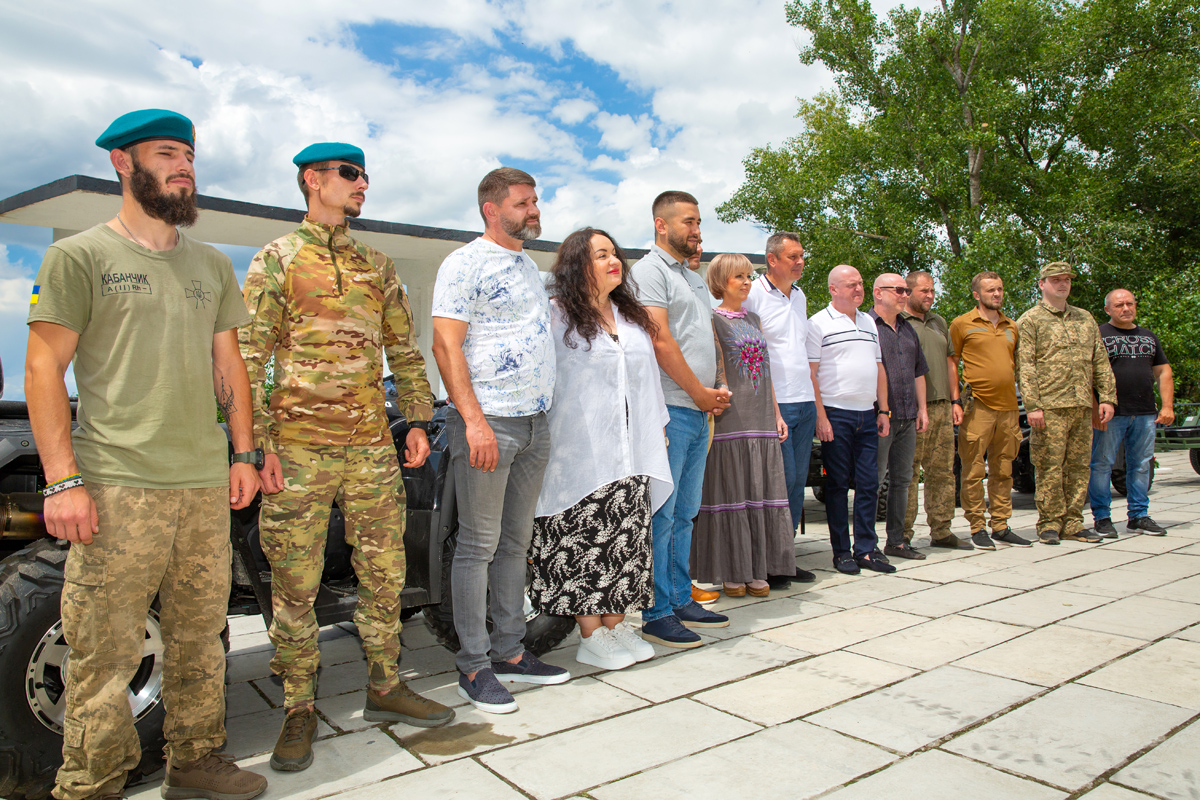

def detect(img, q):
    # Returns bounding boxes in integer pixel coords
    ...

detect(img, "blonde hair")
[706,252,753,299]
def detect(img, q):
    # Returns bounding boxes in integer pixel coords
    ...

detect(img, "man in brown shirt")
[949,271,1033,548]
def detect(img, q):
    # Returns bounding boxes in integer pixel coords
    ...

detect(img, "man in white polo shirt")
[808,264,896,574]
[743,231,816,586]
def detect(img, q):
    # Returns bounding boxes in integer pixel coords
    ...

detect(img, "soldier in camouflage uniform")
[1016,262,1117,545]
[900,271,963,552]
[239,142,453,773]
[26,110,266,800]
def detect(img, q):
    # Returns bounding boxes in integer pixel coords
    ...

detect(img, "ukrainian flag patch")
[30,284,39,305]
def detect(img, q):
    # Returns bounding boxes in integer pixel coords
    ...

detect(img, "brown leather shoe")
[747,584,770,597]
[723,584,747,597]
[691,585,720,605]
[162,751,267,800]
[364,682,455,728]
[269,706,318,772]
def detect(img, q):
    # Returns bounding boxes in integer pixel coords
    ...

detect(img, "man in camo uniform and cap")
[1016,261,1116,545]
[240,142,453,773]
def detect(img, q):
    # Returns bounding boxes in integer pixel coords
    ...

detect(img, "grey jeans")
[877,417,917,548]
[446,409,551,675]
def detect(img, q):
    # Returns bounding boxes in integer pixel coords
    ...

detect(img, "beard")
[501,214,541,241]
[129,157,198,227]
[980,295,1003,310]
[667,228,698,258]
[343,202,362,219]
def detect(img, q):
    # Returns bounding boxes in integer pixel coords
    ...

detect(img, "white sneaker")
[575,627,636,670]
[610,622,656,663]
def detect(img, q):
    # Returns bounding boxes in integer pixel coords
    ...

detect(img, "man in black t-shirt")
[1088,288,1174,536]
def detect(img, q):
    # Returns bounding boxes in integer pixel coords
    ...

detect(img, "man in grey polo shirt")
[632,190,732,648]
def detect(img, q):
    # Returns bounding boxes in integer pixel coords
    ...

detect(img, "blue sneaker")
[491,652,570,685]
[641,615,703,649]
[457,668,518,714]
[674,600,730,629]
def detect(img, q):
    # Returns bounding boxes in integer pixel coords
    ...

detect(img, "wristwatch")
[877,409,891,418]
[951,400,963,406]
[231,448,265,470]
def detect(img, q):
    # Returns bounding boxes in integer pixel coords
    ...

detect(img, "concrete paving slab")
[226,648,276,683]
[1175,623,1200,642]
[799,575,931,608]
[1076,784,1164,800]
[953,624,1144,687]
[222,705,337,759]
[226,681,272,717]
[876,580,1019,616]
[1102,535,1194,554]
[1111,717,1200,800]
[333,758,528,800]
[478,699,760,800]
[700,596,841,640]
[1078,638,1200,710]
[805,665,1041,753]
[1055,563,1194,598]
[967,549,1148,591]
[315,689,373,733]
[598,634,807,702]
[390,677,648,765]
[693,650,918,725]
[846,614,1029,670]
[591,719,895,800]
[754,605,927,654]
[960,586,1114,626]
[943,684,1192,791]
[821,749,1067,800]
[1173,541,1200,555]
[1060,595,1200,640]
[890,558,1002,584]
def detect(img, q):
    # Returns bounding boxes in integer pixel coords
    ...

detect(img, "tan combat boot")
[363,681,455,727]
[160,751,267,800]
[269,706,318,772]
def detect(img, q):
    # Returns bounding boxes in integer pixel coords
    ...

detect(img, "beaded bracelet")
[43,475,85,497]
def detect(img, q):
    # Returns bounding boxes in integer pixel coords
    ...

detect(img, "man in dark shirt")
[870,273,929,559]
[1088,288,1174,536]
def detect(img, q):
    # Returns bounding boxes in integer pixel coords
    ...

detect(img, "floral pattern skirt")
[531,475,654,616]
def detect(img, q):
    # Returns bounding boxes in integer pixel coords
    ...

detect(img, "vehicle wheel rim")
[26,610,165,733]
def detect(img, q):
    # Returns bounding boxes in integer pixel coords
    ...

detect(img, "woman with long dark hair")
[532,228,673,670]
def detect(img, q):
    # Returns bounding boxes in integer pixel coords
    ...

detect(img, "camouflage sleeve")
[379,253,434,423]
[1091,323,1117,405]
[238,248,284,452]
[1016,315,1040,412]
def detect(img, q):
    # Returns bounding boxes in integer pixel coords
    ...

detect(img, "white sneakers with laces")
[576,627,636,670]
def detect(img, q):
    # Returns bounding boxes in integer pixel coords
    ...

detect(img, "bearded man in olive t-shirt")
[24,110,266,800]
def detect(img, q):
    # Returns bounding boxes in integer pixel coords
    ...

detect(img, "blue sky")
[0,1,936,398]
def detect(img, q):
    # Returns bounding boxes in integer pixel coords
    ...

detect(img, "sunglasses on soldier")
[312,164,369,185]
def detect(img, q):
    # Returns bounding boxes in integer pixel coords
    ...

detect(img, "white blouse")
[535,301,674,518]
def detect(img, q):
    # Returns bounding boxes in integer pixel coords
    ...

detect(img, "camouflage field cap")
[1039,261,1076,279]
[293,142,365,168]
[95,109,195,151]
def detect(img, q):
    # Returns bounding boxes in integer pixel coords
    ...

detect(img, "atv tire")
[1191,448,1200,476]
[0,540,167,800]
[425,523,575,657]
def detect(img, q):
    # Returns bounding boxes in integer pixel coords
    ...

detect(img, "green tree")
[720,0,1200,394]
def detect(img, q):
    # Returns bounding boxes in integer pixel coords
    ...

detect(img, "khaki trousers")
[1031,406,1092,536]
[55,484,229,800]
[905,400,956,541]
[958,402,1021,534]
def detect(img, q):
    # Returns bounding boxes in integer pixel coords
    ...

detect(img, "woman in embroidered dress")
[692,253,795,598]
[531,228,673,671]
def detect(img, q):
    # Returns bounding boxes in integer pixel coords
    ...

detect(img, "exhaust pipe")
[1,493,46,539]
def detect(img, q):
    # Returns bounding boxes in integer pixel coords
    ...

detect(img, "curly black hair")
[549,227,658,349]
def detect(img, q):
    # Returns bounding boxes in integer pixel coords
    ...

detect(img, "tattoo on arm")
[217,377,237,420]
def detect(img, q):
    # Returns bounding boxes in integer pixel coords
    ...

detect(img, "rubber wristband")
[45,472,82,489]
[43,476,86,497]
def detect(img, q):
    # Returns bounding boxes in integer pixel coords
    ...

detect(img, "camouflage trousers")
[959,402,1021,534]
[1030,406,1092,536]
[259,443,406,708]
[54,484,229,800]
[904,401,956,541]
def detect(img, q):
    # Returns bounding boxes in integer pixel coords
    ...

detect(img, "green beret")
[1039,261,1076,279]
[293,142,365,169]
[95,109,195,151]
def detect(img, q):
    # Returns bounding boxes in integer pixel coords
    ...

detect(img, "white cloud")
[552,98,599,125]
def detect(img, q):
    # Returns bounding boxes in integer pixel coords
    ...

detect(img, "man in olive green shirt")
[900,271,965,550]
[1016,262,1116,544]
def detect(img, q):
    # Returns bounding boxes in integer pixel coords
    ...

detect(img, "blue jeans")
[645,405,709,622]
[778,401,817,532]
[821,406,879,557]
[1088,414,1156,522]
[446,410,551,675]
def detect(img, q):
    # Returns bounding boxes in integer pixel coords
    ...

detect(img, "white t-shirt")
[743,274,815,403]
[806,304,882,411]
[431,237,555,417]
[535,302,673,518]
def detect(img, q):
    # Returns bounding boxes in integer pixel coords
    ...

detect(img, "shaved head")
[872,272,903,292]
[828,264,865,314]
[829,264,860,288]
